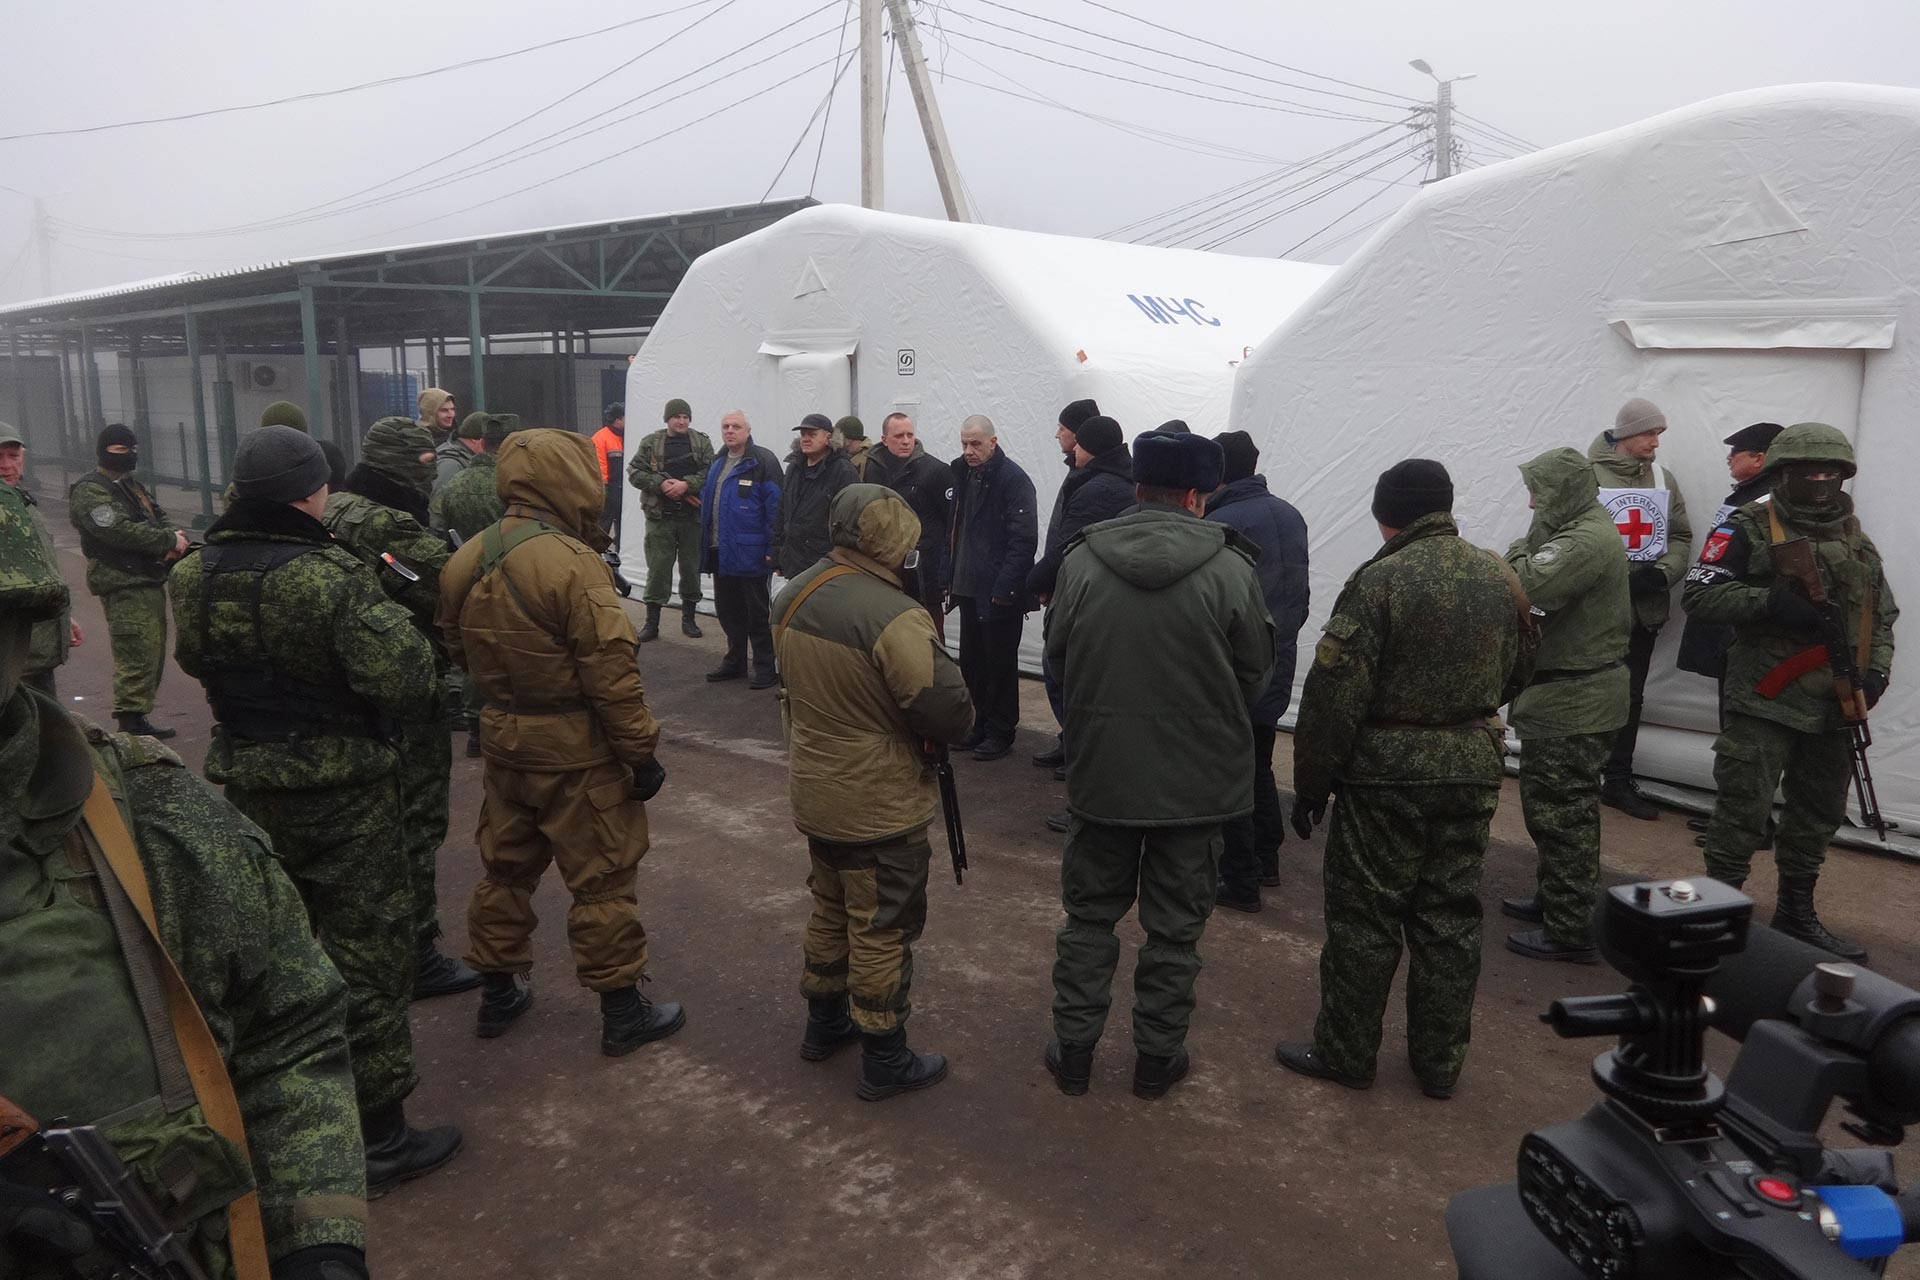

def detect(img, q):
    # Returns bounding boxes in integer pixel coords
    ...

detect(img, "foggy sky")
[3,0,1917,304]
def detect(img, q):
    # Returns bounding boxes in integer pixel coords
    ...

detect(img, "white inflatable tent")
[622,203,1332,667]
[1229,84,1920,831]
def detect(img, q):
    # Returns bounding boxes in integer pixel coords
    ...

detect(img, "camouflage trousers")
[225,780,417,1113]
[800,831,932,1033]
[1702,712,1851,883]
[641,515,702,607]
[468,759,651,990]
[100,585,167,715]
[1052,819,1222,1059]
[1312,783,1498,1087]
[1518,731,1612,947]
[399,709,453,944]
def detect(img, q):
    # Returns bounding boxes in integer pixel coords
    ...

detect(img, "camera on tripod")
[1448,876,1920,1279]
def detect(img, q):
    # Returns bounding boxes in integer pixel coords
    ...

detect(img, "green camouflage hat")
[482,413,521,446]
[0,479,68,622]
[361,416,437,496]
[259,400,309,432]
[457,411,490,441]
[1763,422,1856,477]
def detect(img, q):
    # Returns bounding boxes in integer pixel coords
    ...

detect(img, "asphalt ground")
[33,518,1920,1279]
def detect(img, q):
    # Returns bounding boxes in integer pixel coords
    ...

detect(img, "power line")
[0,0,720,144]
[1281,159,1426,257]
[807,0,858,197]
[1196,145,1425,251]
[762,30,859,201]
[1146,134,1420,248]
[1455,109,1540,152]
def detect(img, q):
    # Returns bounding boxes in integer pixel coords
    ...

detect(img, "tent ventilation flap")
[1608,298,1896,350]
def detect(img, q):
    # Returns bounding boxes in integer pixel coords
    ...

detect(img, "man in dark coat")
[867,411,956,637]
[1205,430,1310,911]
[948,415,1038,761]
[1033,399,1100,769]
[1676,422,1784,690]
[772,413,859,579]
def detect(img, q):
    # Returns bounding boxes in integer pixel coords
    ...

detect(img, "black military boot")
[600,986,686,1056]
[855,1028,948,1101]
[475,972,533,1039]
[114,712,176,741]
[749,664,779,690]
[637,604,662,643]
[1505,929,1599,965]
[361,1102,462,1198]
[799,995,862,1061]
[413,935,481,1000]
[1215,880,1262,914]
[1274,1040,1373,1091]
[1131,1048,1191,1101]
[681,602,703,638]
[1044,1038,1094,1096]
[1771,875,1868,963]
[1499,895,1544,923]
[1601,778,1660,821]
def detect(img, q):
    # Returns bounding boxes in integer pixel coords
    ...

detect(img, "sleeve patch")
[1530,542,1562,566]
[1314,614,1358,668]
[90,506,121,528]
[1699,527,1734,563]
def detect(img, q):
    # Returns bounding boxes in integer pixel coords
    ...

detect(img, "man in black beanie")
[1044,430,1274,1101]
[1031,398,1101,771]
[68,423,189,738]
[1204,430,1309,910]
[1275,459,1533,1100]
[168,424,465,1191]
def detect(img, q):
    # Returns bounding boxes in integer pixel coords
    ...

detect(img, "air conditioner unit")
[249,364,279,391]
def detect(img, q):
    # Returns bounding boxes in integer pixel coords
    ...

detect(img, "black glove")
[274,1244,371,1280]
[1767,583,1825,636]
[1630,565,1668,596]
[630,758,667,803]
[1862,670,1889,710]
[0,1177,95,1267]
[1290,796,1327,841]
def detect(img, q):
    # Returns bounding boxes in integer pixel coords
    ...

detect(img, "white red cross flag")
[1597,487,1672,563]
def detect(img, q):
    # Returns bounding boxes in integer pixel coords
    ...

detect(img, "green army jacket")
[433,451,503,545]
[68,468,179,596]
[1294,512,1534,804]
[1506,448,1631,739]
[1682,498,1897,733]
[321,488,451,651]
[19,486,73,676]
[1588,433,1693,631]
[626,425,714,520]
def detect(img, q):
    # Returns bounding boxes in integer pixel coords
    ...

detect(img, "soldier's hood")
[496,429,605,543]
[1083,505,1231,591]
[827,484,920,570]
[1519,447,1601,533]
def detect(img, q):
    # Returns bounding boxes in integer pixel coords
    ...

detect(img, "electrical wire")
[1455,109,1540,152]
[1280,158,1426,257]
[762,40,859,200]
[1145,134,1421,248]
[1196,145,1425,251]
[0,0,721,144]
[807,0,857,196]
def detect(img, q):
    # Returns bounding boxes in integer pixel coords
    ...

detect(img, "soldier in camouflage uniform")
[323,417,480,999]
[1500,447,1632,964]
[626,397,714,641]
[0,424,81,698]
[429,410,485,516]
[1683,423,1895,963]
[68,423,188,738]
[169,425,461,1193]
[1276,462,1533,1099]
[0,478,374,1280]
[433,413,519,757]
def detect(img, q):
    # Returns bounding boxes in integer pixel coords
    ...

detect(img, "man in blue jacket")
[700,410,785,688]
[1207,431,1310,912]
[949,415,1038,761]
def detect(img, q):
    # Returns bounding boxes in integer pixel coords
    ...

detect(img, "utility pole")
[885,0,970,222]
[1409,60,1475,182]
[859,0,885,210]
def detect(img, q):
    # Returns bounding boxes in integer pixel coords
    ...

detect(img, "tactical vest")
[193,542,391,742]
[69,472,166,574]
[468,518,589,716]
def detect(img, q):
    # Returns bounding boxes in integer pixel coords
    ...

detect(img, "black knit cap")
[1058,399,1099,432]
[98,423,139,451]
[1157,419,1191,435]
[233,425,330,503]
[1214,430,1258,484]
[1074,415,1124,456]
[1723,421,1784,453]
[1371,459,1454,528]
[1133,431,1223,493]
[604,401,625,425]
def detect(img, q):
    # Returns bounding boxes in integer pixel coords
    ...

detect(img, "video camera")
[1447,877,1920,1278]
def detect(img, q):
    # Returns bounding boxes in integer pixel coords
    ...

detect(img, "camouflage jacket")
[1294,512,1534,804]
[322,479,451,655]
[430,437,478,510]
[68,468,178,596]
[169,499,436,789]
[1682,496,1897,734]
[626,426,714,520]
[434,451,503,546]
[0,691,366,1273]
[18,485,73,675]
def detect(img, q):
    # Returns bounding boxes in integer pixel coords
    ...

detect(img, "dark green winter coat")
[322,470,451,648]
[1294,512,1534,805]
[18,485,72,676]
[1046,503,1273,826]
[626,425,715,520]
[68,467,179,596]
[1506,448,1631,739]
[433,450,503,545]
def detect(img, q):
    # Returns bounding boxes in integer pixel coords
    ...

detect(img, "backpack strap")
[773,564,861,649]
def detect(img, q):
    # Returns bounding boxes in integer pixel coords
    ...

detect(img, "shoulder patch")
[90,505,121,528]
[1699,526,1735,564]
[1314,614,1359,668]
[1530,542,1562,566]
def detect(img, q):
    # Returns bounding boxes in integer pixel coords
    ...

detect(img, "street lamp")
[1407,60,1475,179]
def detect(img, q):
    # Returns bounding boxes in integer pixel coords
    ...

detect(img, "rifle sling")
[773,564,861,648]
[80,773,272,1280]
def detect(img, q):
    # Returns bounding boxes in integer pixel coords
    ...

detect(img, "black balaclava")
[97,423,139,472]
[1777,464,1847,524]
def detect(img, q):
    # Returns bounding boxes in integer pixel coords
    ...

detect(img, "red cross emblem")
[1617,508,1655,549]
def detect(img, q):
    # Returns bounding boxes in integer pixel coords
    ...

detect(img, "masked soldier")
[1500,447,1631,965]
[1683,423,1894,963]
[68,423,188,739]
[626,397,714,641]
[324,417,480,999]
[0,479,374,1280]
[1277,461,1534,1099]
[440,429,685,1055]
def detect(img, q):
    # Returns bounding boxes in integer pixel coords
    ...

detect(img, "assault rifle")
[1772,536,1887,839]
[0,1095,211,1279]
[925,740,968,885]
